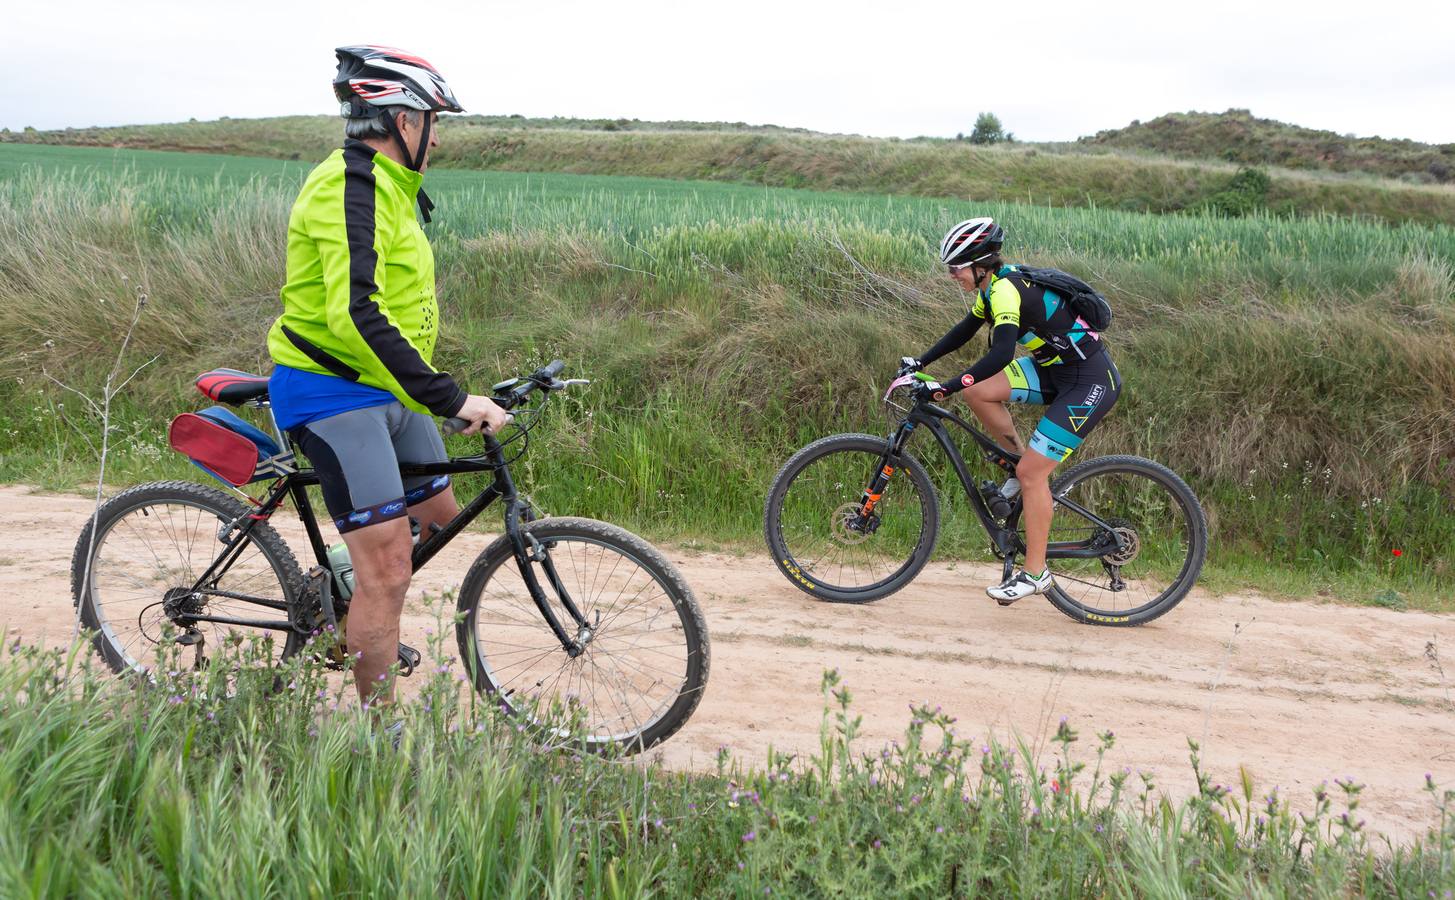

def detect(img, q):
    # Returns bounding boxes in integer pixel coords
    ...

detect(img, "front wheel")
[764,433,940,603]
[455,517,709,754]
[1040,455,1207,626]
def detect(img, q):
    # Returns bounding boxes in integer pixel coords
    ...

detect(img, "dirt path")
[10,485,1454,840]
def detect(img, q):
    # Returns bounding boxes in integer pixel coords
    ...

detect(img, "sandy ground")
[9,484,1454,841]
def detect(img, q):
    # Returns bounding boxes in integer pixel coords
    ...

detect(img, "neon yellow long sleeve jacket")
[267,140,465,418]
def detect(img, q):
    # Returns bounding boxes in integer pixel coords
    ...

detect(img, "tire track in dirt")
[9,485,1452,840]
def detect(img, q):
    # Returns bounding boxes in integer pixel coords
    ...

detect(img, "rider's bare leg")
[341,516,413,707]
[1015,448,1061,573]
[408,488,460,542]
[962,370,1024,453]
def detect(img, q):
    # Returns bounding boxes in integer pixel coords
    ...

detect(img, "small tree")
[969,112,1008,145]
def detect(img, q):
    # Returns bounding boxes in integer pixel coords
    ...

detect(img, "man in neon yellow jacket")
[268,46,507,709]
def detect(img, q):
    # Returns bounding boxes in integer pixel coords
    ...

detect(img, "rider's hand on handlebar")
[910,378,953,404]
[454,394,510,436]
[896,356,924,378]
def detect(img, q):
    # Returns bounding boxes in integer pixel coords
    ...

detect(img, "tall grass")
[0,637,1451,896]
[0,147,1453,604]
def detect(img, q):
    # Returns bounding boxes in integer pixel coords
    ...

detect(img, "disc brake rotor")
[830,502,875,545]
[1100,517,1141,566]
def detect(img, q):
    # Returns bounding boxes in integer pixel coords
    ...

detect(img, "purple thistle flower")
[742,831,756,842]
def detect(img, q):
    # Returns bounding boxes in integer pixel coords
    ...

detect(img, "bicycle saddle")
[196,368,270,406]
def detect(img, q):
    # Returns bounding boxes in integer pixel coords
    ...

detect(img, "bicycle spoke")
[464,527,695,748]
[770,439,933,598]
[82,488,295,674]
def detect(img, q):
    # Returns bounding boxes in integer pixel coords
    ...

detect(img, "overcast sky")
[9,0,1454,144]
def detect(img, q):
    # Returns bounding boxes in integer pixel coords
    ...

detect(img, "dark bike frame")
[171,384,590,658]
[875,397,1127,582]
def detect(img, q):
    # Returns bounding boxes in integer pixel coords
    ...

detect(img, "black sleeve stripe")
[919,311,985,366]
[962,323,1020,385]
[340,145,465,417]
[281,325,361,381]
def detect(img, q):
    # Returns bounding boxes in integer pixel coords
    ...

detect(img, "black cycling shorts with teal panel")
[1004,354,1121,462]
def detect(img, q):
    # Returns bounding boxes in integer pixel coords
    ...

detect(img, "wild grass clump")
[0,640,1451,897]
[0,151,1452,604]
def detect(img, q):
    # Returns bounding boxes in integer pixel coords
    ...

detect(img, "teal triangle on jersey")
[1065,403,1095,431]
[1044,290,1060,319]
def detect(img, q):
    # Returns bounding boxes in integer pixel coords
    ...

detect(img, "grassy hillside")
[9,115,1455,227]
[1,143,1452,605]
[1085,109,1455,185]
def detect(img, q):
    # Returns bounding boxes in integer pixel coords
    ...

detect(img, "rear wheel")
[1040,455,1206,626]
[455,517,708,754]
[764,433,939,603]
[71,481,305,674]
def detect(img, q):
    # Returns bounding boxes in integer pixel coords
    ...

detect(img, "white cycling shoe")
[987,568,1054,606]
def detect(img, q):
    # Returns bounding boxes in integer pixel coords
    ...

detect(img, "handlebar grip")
[540,359,565,379]
[442,413,514,436]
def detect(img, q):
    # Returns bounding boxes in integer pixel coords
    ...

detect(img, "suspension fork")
[489,437,587,658]
[857,421,917,517]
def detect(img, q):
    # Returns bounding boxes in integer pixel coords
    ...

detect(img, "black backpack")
[1010,266,1112,332]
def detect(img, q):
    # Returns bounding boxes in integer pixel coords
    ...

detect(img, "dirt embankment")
[10,485,1453,840]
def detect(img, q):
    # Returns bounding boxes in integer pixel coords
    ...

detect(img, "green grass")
[1,143,1453,607]
[9,114,1455,226]
[1,636,1452,896]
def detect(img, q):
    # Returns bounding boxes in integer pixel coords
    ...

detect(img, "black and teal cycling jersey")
[919,264,1106,390]
[919,264,1118,462]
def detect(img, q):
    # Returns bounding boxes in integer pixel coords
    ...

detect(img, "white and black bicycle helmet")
[939,217,1005,268]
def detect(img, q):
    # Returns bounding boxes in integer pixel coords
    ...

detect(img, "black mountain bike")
[764,375,1206,625]
[71,361,709,752]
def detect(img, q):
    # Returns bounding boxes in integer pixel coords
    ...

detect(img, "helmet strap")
[381,109,436,223]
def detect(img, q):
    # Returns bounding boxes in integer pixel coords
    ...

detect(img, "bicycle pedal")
[396,642,421,676]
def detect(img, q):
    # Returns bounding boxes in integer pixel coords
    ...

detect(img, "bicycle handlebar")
[441,360,582,435]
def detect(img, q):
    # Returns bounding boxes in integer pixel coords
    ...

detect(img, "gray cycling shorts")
[289,403,451,534]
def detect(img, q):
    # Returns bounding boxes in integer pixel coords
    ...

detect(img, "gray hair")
[344,107,423,140]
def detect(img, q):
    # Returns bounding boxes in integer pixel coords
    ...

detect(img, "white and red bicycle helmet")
[334,45,464,117]
[333,45,463,220]
[939,217,1005,268]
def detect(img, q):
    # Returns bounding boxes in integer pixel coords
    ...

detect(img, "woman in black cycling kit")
[902,218,1121,604]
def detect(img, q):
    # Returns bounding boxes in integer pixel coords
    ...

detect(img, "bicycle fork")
[852,422,917,529]
[501,492,590,659]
